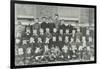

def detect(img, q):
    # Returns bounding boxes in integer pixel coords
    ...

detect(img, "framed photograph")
[10,0,96,69]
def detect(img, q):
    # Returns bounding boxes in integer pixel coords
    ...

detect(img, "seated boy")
[64,29,71,41]
[76,28,82,41]
[39,28,45,42]
[51,28,58,47]
[45,28,52,39]
[62,42,69,61]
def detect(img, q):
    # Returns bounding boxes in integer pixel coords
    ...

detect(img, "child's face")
[59,36,62,41]
[46,28,50,32]
[53,36,56,41]
[40,28,44,33]
[42,18,46,22]
[66,29,69,34]
[82,37,86,41]
[47,37,49,41]
[53,28,57,33]
[76,38,80,42]
[23,40,27,45]
[45,45,48,48]
[26,29,30,33]
[87,46,90,51]
[16,39,21,44]
[33,30,37,34]
[86,30,90,35]
[16,32,21,37]
[77,28,80,32]
[55,15,59,20]
[71,38,74,42]
[72,30,75,34]
[60,29,63,34]
[38,37,42,42]
[18,48,23,55]
[89,37,92,42]
[26,47,31,54]
[35,18,39,23]
[30,37,34,43]
[65,36,68,40]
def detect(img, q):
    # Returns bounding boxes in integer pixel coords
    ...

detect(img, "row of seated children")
[15,25,94,65]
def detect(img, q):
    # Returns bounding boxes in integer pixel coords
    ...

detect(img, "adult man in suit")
[48,17,56,33]
[41,17,47,33]
[32,18,41,31]
[66,24,75,33]
[53,14,61,29]
[59,19,67,33]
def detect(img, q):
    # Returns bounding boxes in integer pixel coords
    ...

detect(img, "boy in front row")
[58,29,64,51]
[34,37,44,63]
[16,46,24,65]
[62,36,70,61]
[52,28,58,47]
[64,29,71,41]
[15,37,24,65]
[41,17,47,33]
[70,37,77,60]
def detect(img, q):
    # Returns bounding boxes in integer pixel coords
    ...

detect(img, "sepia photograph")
[11,0,96,68]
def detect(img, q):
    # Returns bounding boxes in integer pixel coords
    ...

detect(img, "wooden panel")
[15,4,36,22]
[89,8,95,25]
[58,7,80,18]
[36,5,58,18]
[79,8,90,24]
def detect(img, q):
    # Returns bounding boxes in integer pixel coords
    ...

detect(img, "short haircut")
[55,13,59,16]
[18,21,21,25]
[36,18,39,20]
[48,17,52,19]
[42,17,46,19]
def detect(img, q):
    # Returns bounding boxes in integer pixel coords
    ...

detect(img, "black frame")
[10,0,97,69]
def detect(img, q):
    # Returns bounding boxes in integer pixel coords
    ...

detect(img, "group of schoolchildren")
[15,14,94,65]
